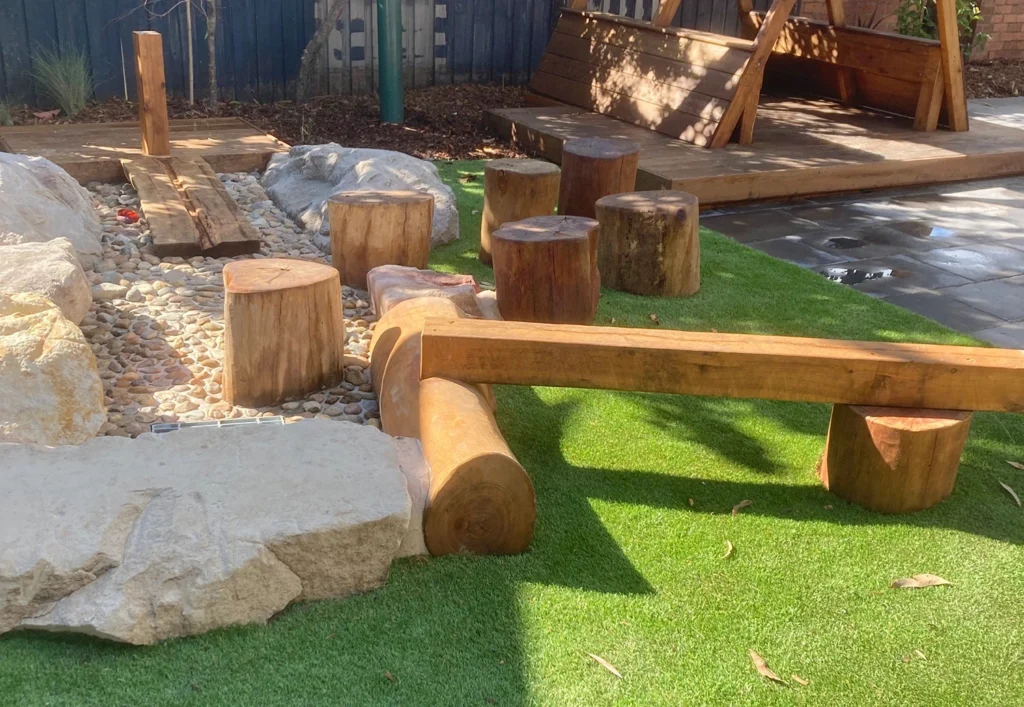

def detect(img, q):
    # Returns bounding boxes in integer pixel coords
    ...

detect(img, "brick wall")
[975,0,1024,60]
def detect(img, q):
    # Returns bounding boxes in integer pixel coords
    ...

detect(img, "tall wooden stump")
[480,159,560,266]
[558,137,640,219]
[223,259,346,408]
[491,215,599,324]
[595,190,701,297]
[132,31,171,157]
[820,405,973,513]
[327,190,434,289]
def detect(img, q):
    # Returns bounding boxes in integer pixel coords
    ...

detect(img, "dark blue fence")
[0,0,777,105]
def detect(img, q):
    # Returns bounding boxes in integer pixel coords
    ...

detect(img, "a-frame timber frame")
[530,0,969,147]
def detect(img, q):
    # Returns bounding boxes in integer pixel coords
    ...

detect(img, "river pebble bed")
[82,173,380,438]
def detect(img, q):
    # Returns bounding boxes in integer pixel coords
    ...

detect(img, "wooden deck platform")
[0,117,288,184]
[486,97,1024,208]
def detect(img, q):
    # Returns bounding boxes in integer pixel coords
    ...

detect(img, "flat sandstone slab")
[0,419,414,644]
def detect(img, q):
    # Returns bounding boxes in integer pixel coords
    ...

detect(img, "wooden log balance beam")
[420,319,1024,514]
[419,319,1024,413]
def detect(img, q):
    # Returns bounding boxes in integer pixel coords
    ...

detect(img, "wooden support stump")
[595,190,701,297]
[480,159,560,267]
[370,296,534,555]
[820,405,973,513]
[327,190,433,289]
[491,215,599,324]
[557,137,640,219]
[132,31,171,157]
[223,259,346,408]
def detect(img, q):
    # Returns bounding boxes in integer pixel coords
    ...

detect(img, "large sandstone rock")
[0,154,103,268]
[0,239,92,324]
[0,293,105,445]
[262,144,459,250]
[0,420,417,644]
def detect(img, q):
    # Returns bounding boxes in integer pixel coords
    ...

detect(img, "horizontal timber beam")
[419,319,1024,413]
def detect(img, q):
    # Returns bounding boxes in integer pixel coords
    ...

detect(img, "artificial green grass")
[1,161,1022,706]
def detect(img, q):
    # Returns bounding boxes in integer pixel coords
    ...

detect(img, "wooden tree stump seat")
[820,405,973,513]
[223,258,346,408]
[558,138,640,219]
[595,190,701,297]
[480,159,561,267]
[327,190,434,289]
[491,215,600,325]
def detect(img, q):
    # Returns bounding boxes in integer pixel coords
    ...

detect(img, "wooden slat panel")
[530,71,720,145]
[537,54,729,121]
[419,318,1024,413]
[545,31,743,101]
[556,12,751,73]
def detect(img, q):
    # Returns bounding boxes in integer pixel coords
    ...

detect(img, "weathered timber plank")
[935,0,969,131]
[121,157,202,258]
[419,318,1024,413]
[167,157,261,257]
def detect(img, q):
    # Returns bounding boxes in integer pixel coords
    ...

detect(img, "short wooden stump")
[223,258,346,408]
[820,405,973,513]
[491,215,599,324]
[595,190,700,297]
[558,137,640,219]
[327,190,434,289]
[480,158,560,267]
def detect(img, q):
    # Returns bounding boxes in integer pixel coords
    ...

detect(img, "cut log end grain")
[821,405,973,513]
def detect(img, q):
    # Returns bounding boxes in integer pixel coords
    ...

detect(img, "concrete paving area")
[703,173,1024,348]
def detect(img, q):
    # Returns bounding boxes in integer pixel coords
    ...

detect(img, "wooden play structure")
[533,0,968,146]
[489,0,1024,206]
[418,318,1024,528]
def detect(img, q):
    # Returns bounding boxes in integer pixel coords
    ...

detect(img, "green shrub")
[30,46,94,117]
[0,99,12,126]
[897,0,988,56]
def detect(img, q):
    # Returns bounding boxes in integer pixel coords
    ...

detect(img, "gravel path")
[81,173,379,438]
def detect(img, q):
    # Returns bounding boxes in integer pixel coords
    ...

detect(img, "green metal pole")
[377,0,404,123]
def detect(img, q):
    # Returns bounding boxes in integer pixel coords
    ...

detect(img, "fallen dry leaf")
[999,480,1021,507]
[823,504,833,510]
[732,499,753,517]
[457,173,477,183]
[748,650,787,685]
[33,108,61,121]
[723,540,735,559]
[688,498,695,507]
[1006,461,1024,470]
[791,674,809,686]
[587,653,622,679]
[890,574,952,589]
[901,649,927,663]
[648,313,660,325]
[384,671,397,683]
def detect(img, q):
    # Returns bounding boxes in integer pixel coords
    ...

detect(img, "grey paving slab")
[885,290,1006,332]
[700,210,821,243]
[799,224,943,261]
[748,237,847,268]
[971,321,1024,349]
[815,254,972,298]
[940,275,1024,322]
[910,244,1024,282]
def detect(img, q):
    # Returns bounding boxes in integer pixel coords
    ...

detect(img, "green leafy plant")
[0,98,13,126]
[897,0,988,55]
[30,46,95,116]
